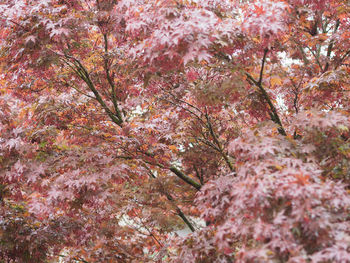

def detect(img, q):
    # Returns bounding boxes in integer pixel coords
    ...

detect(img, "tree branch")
[245,50,287,136]
[170,166,202,191]
[63,54,123,127]
[258,48,268,85]
[306,45,323,71]
[140,156,202,191]
[144,166,196,232]
[323,19,340,72]
[103,33,124,122]
[335,49,350,69]
[204,110,234,172]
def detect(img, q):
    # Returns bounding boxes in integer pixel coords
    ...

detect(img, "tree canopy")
[0,0,350,262]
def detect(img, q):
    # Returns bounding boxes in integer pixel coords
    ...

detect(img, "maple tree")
[0,0,350,262]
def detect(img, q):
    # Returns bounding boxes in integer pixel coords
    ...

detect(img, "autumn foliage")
[0,0,350,262]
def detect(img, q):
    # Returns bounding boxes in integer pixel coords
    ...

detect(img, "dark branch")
[144,165,196,232]
[62,54,123,127]
[258,48,268,85]
[245,50,287,136]
[103,33,123,122]
[170,166,202,191]
[204,111,234,172]
[324,19,340,72]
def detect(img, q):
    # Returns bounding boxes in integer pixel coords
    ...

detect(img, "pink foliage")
[172,119,350,262]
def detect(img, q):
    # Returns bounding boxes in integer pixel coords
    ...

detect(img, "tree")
[0,0,350,262]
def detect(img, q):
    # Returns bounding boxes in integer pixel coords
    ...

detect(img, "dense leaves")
[0,0,350,262]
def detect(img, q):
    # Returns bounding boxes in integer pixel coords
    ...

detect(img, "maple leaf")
[25,35,37,45]
[50,28,70,38]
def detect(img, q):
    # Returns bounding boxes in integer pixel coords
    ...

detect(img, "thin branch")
[0,17,27,30]
[258,48,268,85]
[144,165,196,232]
[133,210,164,248]
[60,79,95,99]
[244,51,287,136]
[138,155,201,191]
[161,87,235,169]
[160,87,207,126]
[161,96,206,126]
[204,110,234,172]
[194,136,221,152]
[335,49,350,69]
[305,46,323,71]
[193,165,204,185]
[289,72,305,115]
[102,33,123,122]
[324,19,340,72]
[165,87,203,114]
[62,54,123,126]
[298,45,310,66]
